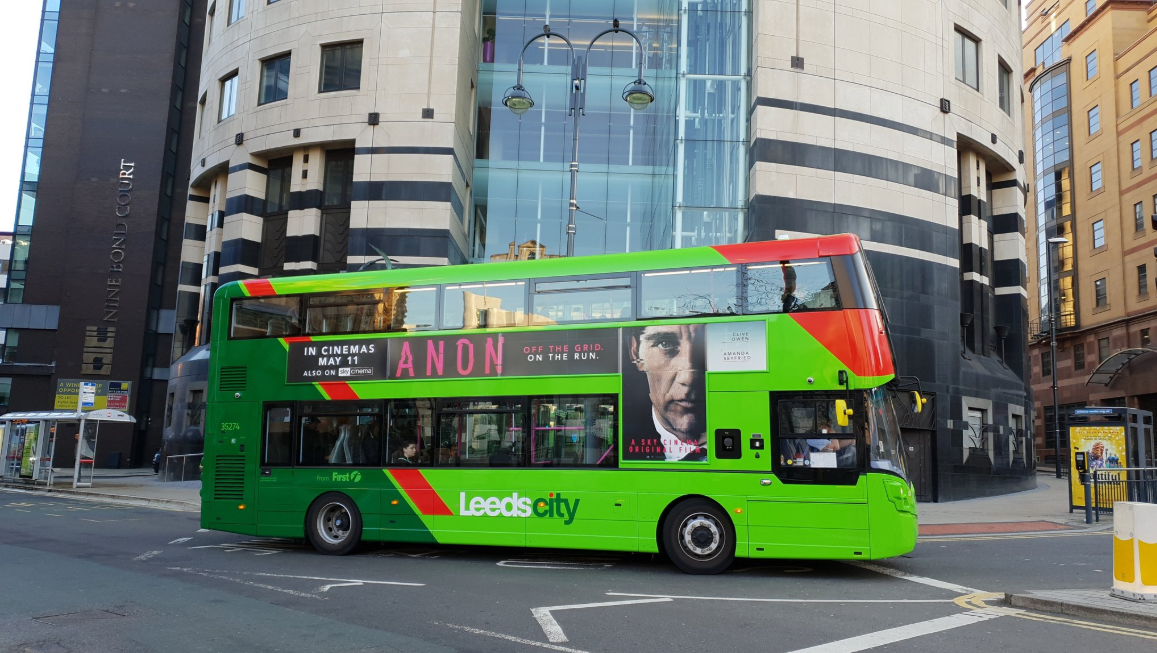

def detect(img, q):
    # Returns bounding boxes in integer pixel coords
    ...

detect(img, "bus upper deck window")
[305,291,387,335]
[391,287,437,331]
[743,259,840,314]
[442,281,527,329]
[531,277,632,325]
[230,296,302,339]
[640,267,739,318]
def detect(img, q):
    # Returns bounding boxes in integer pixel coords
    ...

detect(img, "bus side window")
[640,267,739,318]
[530,278,632,325]
[776,399,858,471]
[442,281,528,329]
[530,395,617,467]
[743,259,841,314]
[262,404,294,467]
[387,399,434,466]
[297,401,382,466]
[231,296,301,339]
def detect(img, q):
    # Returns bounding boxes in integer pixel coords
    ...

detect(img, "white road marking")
[196,529,210,532]
[531,598,672,643]
[133,550,162,561]
[845,561,979,594]
[499,559,615,570]
[187,543,283,555]
[442,623,593,653]
[168,537,192,544]
[605,592,955,604]
[167,567,323,600]
[193,569,424,588]
[780,608,1014,653]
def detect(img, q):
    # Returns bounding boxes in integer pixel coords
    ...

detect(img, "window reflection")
[443,281,527,328]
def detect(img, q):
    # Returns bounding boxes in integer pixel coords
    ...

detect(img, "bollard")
[1082,472,1093,525]
[1111,502,1157,602]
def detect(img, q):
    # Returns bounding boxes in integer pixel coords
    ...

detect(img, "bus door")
[430,398,526,547]
[747,393,869,558]
[255,403,299,536]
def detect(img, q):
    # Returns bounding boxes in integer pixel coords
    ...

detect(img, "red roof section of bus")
[711,234,861,264]
[790,309,894,378]
[389,469,455,516]
[242,279,277,297]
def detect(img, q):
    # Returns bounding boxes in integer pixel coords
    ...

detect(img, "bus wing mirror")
[911,391,927,414]
[835,399,853,427]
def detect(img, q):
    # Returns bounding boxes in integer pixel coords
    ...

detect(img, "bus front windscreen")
[867,387,907,479]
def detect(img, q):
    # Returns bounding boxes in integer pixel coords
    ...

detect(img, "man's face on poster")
[631,324,706,443]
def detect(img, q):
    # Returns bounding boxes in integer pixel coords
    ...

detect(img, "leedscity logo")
[458,492,581,525]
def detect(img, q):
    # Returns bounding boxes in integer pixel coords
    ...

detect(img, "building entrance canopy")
[1086,348,1156,386]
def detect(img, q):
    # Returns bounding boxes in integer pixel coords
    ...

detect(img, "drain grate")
[33,610,126,626]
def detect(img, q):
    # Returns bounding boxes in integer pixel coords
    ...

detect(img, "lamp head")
[622,79,654,110]
[503,85,534,115]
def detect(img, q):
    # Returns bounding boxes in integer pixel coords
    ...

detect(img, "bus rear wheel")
[306,492,362,556]
[663,499,735,575]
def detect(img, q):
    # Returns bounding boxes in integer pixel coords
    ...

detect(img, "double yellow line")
[954,592,1157,640]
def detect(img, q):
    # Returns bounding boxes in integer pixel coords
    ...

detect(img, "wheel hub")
[680,514,722,559]
[317,502,351,545]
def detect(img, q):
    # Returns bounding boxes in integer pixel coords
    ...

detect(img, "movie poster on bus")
[387,329,619,380]
[620,324,708,462]
[1069,424,1126,508]
[286,338,392,383]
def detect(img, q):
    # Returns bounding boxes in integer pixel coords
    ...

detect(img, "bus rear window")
[744,259,839,313]
[231,296,301,339]
[443,281,527,329]
[531,277,632,325]
[640,267,739,318]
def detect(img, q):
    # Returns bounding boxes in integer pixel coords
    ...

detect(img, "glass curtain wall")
[1031,64,1077,330]
[5,0,61,305]
[474,0,749,261]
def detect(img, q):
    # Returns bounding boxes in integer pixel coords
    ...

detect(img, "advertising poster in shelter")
[1069,424,1126,507]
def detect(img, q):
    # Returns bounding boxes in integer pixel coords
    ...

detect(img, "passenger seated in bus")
[393,441,419,465]
[489,442,516,466]
[355,417,381,466]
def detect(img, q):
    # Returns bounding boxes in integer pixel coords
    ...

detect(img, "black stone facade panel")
[347,227,466,265]
[750,139,957,197]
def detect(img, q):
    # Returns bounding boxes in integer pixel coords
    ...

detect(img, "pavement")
[3,469,1153,633]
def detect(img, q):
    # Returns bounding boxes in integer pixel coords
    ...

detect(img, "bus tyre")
[663,499,735,575]
[306,492,362,556]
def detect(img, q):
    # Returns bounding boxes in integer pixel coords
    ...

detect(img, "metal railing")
[162,453,203,482]
[1091,467,1157,521]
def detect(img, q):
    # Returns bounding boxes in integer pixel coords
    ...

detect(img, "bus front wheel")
[306,492,362,555]
[662,499,735,575]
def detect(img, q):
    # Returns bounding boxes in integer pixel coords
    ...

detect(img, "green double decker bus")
[201,234,917,573]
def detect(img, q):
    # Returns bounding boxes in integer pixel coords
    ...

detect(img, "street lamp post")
[503,20,655,257]
[1046,235,1069,479]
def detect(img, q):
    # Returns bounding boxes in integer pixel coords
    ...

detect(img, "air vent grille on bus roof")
[218,366,247,392]
[213,455,246,500]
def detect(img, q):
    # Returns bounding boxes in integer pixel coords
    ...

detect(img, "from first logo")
[321,470,361,482]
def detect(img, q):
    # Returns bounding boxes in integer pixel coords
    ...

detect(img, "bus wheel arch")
[305,491,363,556]
[657,495,736,575]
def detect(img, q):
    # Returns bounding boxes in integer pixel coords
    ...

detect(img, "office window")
[1090,162,1102,191]
[228,0,244,24]
[1086,51,1097,80]
[1151,66,1157,97]
[219,72,238,121]
[206,3,214,45]
[1086,0,1096,14]
[259,54,291,105]
[954,30,979,90]
[1041,351,1052,377]
[1131,80,1141,108]
[1095,278,1107,307]
[320,42,362,92]
[1073,343,1085,371]
[1035,21,1071,67]
[1092,220,1105,248]
[1140,264,1150,295]
[1088,106,1100,134]
[197,92,207,137]
[1143,328,1151,347]
[1133,141,1143,169]
[1151,129,1156,159]
[1098,336,1110,361]
[998,63,1012,114]
[1137,202,1146,233]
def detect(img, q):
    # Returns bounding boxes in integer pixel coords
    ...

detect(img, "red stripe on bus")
[711,234,860,263]
[389,469,455,516]
[243,279,277,297]
[283,336,312,343]
[790,309,894,378]
[318,382,359,400]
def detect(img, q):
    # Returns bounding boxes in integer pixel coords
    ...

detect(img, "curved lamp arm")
[585,24,647,81]
[514,27,577,87]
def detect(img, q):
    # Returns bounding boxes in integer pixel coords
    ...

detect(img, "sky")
[0,2,44,233]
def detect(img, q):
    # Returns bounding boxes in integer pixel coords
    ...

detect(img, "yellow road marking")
[923,531,1111,543]
[954,592,1157,640]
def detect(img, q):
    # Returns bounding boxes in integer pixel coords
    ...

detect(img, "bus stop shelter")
[0,409,137,488]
